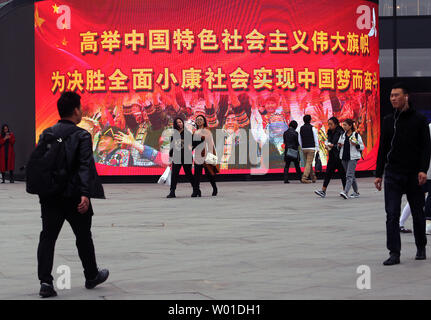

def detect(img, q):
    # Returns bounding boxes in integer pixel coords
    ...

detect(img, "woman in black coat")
[167,117,196,198]
[314,117,346,198]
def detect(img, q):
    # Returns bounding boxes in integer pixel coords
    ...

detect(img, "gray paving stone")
[0,178,430,299]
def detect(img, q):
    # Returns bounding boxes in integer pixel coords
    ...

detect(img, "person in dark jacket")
[314,117,346,198]
[166,117,196,198]
[283,120,302,183]
[375,83,431,266]
[36,92,109,298]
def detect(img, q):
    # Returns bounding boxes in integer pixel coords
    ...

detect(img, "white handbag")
[205,152,218,166]
[157,166,171,186]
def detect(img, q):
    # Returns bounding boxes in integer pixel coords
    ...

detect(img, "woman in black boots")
[0,124,15,183]
[193,115,218,196]
[166,118,196,198]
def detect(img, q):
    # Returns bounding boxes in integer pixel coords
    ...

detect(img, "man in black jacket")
[375,83,431,266]
[37,92,109,297]
[283,120,302,183]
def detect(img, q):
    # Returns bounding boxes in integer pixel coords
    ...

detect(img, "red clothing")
[0,133,15,171]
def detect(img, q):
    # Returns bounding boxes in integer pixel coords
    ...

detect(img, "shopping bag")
[158,166,171,186]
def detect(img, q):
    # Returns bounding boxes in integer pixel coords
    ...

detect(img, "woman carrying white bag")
[193,115,219,197]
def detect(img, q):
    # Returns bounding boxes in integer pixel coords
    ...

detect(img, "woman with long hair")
[338,119,364,199]
[193,115,218,196]
[0,124,15,183]
[314,117,346,197]
[166,117,196,198]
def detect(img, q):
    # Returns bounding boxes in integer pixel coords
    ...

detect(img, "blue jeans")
[384,170,427,257]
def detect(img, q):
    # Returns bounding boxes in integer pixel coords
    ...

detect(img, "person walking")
[375,82,431,266]
[338,119,364,199]
[399,122,431,235]
[314,117,346,198]
[167,117,197,198]
[283,120,302,183]
[0,124,15,183]
[193,115,218,196]
[299,115,319,183]
[29,92,108,298]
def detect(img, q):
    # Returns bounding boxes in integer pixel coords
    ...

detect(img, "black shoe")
[85,269,109,289]
[383,255,400,266]
[212,188,218,196]
[415,248,426,260]
[191,190,201,197]
[284,180,290,184]
[166,191,176,198]
[39,283,57,298]
[399,226,412,233]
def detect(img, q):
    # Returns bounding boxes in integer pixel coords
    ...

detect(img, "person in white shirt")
[298,115,319,183]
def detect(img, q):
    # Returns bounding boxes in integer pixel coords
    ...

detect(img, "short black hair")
[391,82,409,95]
[57,91,81,118]
[289,120,298,129]
[303,114,311,124]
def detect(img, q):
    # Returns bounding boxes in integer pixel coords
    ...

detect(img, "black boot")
[9,171,14,183]
[415,247,426,260]
[1,173,5,183]
[167,190,176,198]
[211,182,218,196]
[191,189,201,197]
[283,168,289,183]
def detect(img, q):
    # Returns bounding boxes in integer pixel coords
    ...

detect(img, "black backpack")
[26,125,80,197]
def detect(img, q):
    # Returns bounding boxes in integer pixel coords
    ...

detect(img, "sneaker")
[399,226,412,233]
[339,191,348,199]
[301,179,312,184]
[426,220,431,235]
[39,283,57,298]
[314,190,326,198]
[350,192,360,198]
[85,269,109,289]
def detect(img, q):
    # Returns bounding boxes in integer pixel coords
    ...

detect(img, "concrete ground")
[1,177,430,300]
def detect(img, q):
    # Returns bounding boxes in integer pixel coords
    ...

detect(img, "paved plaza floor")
[1,177,430,300]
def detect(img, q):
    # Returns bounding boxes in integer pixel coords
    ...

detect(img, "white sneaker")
[314,190,326,198]
[340,191,348,199]
[350,192,360,198]
[426,220,431,235]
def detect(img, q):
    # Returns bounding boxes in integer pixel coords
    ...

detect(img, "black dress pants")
[384,170,427,257]
[170,163,195,192]
[284,157,302,181]
[323,155,346,189]
[37,196,99,284]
